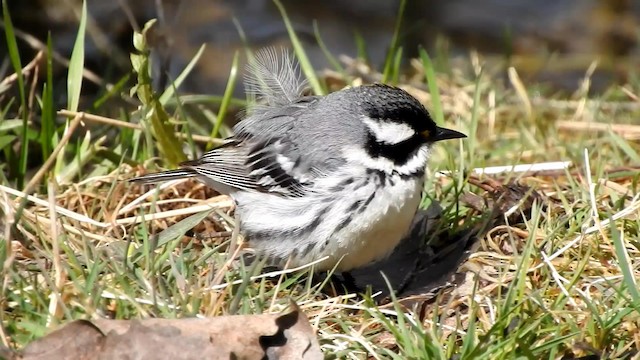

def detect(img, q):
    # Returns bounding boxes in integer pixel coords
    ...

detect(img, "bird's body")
[131,49,465,271]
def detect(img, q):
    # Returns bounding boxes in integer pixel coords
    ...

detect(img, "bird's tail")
[128,169,198,185]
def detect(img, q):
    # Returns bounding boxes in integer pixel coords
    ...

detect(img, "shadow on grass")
[329,177,544,302]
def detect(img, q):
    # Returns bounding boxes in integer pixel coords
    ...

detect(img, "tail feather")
[128,169,197,184]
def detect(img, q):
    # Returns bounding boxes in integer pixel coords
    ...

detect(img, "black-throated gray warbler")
[130,49,466,271]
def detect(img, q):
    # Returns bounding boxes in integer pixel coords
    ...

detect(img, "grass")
[1,3,640,359]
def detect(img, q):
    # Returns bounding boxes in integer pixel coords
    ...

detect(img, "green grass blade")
[159,44,206,105]
[382,0,407,83]
[93,73,130,109]
[156,209,214,248]
[312,21,344,73]
[0,119,22,132]
[2,0,28,188]
[611,219,640,304]
[40,33,56,161]
[1,2,25,108]
[609,131,640,163]
[0,135,16,149]
[354,30,368,62]
[273,0,324,95]
[67,0,87,112]
[467,68,483,167]
[391,46,403,85]
[208,50,239,149]
[419,48,444,126]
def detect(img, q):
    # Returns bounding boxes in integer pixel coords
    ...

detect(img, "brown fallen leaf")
[6,301,322,360]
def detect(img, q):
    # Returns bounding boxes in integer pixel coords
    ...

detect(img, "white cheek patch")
[362,117,416,145]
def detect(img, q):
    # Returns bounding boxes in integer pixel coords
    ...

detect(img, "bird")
[129,48,466,272]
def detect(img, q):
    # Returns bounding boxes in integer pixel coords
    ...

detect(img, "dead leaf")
[9,301,322,360]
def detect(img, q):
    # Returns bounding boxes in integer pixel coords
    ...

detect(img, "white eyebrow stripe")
[362,116,416,144]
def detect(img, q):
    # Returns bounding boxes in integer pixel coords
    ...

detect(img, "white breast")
[318,175,423,271]
[234,167,424,271]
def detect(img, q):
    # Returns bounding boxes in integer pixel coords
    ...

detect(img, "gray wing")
[180,139,302,196]
[131,48,335,196]
[130,97,329,197]
[181,99,325,197]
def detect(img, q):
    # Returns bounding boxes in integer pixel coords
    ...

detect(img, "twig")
[533,98,640,111]
[114,200,233,225]
[0,183,232,229]
[0,50,44,89]
[0,183,104,227]
[57,110,226,145]
[556,120,640,139]
[0,19,107,88]
[508,67,532,119]
[436,161,572,178]
[118,179,188,215]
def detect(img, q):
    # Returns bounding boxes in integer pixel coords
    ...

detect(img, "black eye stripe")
[364,131,424,165]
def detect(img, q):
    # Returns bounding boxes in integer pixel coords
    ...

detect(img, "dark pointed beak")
[431,126,466,142]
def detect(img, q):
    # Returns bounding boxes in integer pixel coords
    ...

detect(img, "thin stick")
[556,120,640,139]
[0,183,105,227]
[0,183,232,230]
[0,50,44,88]
[436,161,572,178]
[0,19,107,88]
[115,200,233,225]
[57,110,226,145]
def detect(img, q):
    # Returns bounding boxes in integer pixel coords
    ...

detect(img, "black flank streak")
[341,177,355,186]
[305,217,322,233]
[367,168,398,186]
[358,192,376,214]
[333,214,352,235]
[249,228,295,242]
[347,199,364,213]
[301,241,316,256]
[303,206,329,234]
[290,246,300,258]
[293,156,301,168]
[330,177,355,192]
[250,206,329,242]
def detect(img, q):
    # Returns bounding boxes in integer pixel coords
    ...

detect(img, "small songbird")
[130,48,466,271]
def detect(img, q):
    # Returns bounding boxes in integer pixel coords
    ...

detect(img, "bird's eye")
[362,117,416,145]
